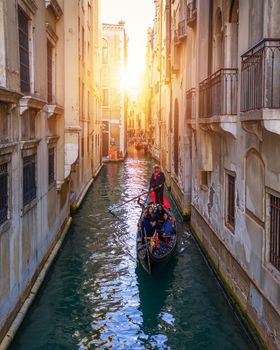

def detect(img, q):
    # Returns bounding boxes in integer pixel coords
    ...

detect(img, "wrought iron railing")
[178,20,187,39]
[187,0,197,26]
[199,68,238,118]
[186,88,196,122]
[241,38,280,112]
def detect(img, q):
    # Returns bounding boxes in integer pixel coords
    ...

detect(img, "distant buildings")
[145,0,280,348]
[101,22,128,161]
[0,0,102,345]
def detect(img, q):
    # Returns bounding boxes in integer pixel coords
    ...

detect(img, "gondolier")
[150,164,165,205]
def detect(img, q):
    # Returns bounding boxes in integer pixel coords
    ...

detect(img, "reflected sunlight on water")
[11,149,255,350]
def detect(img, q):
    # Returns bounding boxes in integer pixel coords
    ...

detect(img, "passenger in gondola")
[147,206,155,221]
[141,210,156,241]
[160,212,173,242]
[150,164,165,205]
[155,204,166,230]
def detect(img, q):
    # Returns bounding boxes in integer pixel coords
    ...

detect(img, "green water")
[10,151,256,349]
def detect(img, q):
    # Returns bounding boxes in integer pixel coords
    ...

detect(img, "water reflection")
[136,256,177,332]
[10,149,255,350]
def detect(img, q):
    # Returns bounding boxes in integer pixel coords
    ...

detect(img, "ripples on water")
[11,149,255,350]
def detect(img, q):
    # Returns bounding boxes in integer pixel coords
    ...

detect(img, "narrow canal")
[10,150,255,350]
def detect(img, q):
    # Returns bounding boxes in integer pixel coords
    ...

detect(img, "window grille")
[270,194,280,271]
[0,163,8,225]
[47,40,53,104]
[227,174,235,227]
[23,155,36,206]
[48,148,55,185]
[18,8,30,93]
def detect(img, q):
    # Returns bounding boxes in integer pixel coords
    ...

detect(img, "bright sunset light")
[101,0,154,91]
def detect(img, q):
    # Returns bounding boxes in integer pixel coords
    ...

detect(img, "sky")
[101,0,155,91]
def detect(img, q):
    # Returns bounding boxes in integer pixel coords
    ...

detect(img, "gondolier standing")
[150,164,165,204]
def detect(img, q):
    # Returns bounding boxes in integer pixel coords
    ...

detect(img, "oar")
[108,184,162,216]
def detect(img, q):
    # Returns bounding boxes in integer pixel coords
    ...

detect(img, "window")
[102,89,109,106]
[47,40,53,103]
[270,194,280,271]
[22,109,36,140]
[82,26,85,62]
[0,163,8,225]
[88,2,92,27]
[200,171,208,188]
[48,148,55,185]
[102,38,108,64]
[226,173,235,228]
[23,155,36,206]
[0,103,9,142]
[18,7,30,93]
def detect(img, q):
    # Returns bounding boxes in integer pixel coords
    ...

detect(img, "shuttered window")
[270,194,280,271]
[48,148,55,185]
[18,8,30,93]
[23,155,36,206]
[227,174,235,228]
[47,40,53,103]
[0,163,8,225]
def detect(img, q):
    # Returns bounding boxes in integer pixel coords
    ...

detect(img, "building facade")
[64,0,102,207]
[146,0,280,348]
[101,22,128,161]
[0,0,101,345]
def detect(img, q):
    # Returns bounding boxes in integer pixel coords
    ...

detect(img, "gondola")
[136,192,177,274]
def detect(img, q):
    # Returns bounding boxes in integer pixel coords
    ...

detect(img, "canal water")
[10,150,255,350]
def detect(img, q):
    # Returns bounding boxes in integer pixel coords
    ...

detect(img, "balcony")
[240,38,280,138]
[187,0,197,28]
[174,20,187,47]
[199,68,238,137]
[178,20,187,40]
[186,88,196,129]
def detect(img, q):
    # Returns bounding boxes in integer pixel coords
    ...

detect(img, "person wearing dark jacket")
[150,164,165,204]
[155,204,166,229]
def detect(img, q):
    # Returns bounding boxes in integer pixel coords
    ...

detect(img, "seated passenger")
[143,219,156,238]
[141,210,156,239]
[155,204,166,229]
[147,206,155,221]
[161,212,173,236]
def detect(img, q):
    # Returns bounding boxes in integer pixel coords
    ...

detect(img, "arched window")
[102,38,108,64]
[213,8,223,72]
[174,99,179,177]
[229,0,239,68]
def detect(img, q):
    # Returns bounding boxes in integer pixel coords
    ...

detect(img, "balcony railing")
[187,0,197,27]
[178,20,187,39]
[199,68,238,119]
[241,38,280,112]
[186,88,196,122]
